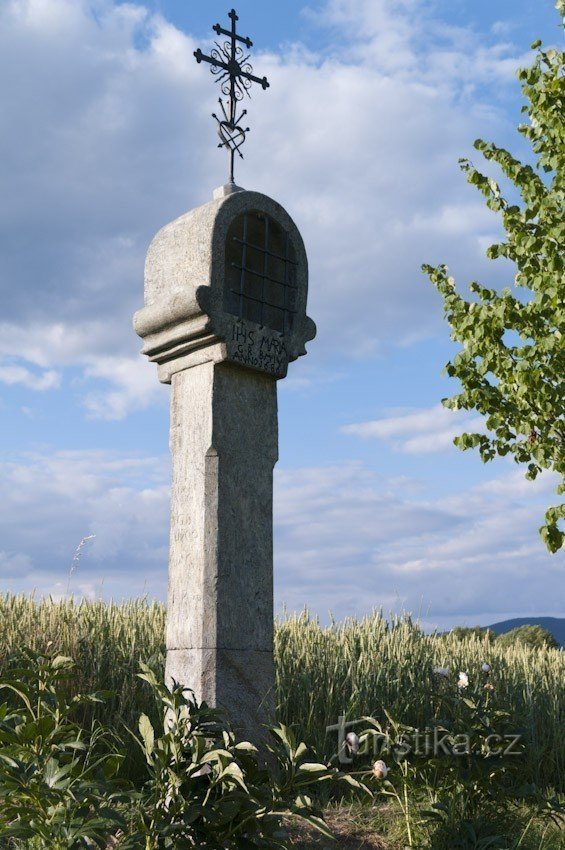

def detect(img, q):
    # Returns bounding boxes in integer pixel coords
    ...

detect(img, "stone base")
[165,647,275,745]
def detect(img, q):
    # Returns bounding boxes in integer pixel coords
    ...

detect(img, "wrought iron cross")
[194,9,270,185]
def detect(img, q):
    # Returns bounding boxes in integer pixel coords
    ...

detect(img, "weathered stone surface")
[166,648,275,743]
[166,361,277,648]
[164,359,277,735]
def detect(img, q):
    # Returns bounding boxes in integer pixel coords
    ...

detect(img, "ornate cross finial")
[194,9,270,185]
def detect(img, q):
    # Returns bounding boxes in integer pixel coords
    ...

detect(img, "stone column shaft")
[165,359,278,739]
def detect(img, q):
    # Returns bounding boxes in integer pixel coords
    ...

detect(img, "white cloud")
[0,322,122,368]
[0,0,216,416]
[0,322,167,419]
[82,355,167,420]
[0,364,60,391]
[0,447,561,623]
[274,462,564,621]
[477,468,559,499]
[342,403,487,453]
[308,0,528,86]
[0,449,170,598]
[0,550,34,579]
[0,0,529,415]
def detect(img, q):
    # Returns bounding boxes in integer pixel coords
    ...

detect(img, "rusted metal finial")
[194,9,270,185]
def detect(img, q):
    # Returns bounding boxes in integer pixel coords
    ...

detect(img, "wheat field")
[0,594,562,789]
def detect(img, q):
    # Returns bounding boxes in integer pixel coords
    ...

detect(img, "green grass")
[287,800,565,849]
[0,595,563,790]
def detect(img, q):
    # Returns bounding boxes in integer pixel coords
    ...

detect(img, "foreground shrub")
[127,663,345,849]
[0,647,127,848]
[0,648,350,849]
[0,595,166,784]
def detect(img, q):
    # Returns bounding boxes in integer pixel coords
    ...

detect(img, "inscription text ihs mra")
[229,320,287,376]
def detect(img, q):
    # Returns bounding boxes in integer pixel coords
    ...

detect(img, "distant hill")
[487,617,565,648]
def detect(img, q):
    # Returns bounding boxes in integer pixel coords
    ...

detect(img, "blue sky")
[0,0,563,628]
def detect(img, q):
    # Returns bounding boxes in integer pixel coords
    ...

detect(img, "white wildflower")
[345,731,360,754]
[433,666,450,678]
[457,672,469,689]
[372,759,388,779]
[481,663,491,673]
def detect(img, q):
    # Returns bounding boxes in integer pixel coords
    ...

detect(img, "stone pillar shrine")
[134,184,315,740]
[134,9,315,743]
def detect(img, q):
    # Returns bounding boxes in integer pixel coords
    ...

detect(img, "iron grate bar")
[228,290,298,314]
[232,236,298,265]
[260,215,269,327]
[230,262,298,291]
[238,213,248,321]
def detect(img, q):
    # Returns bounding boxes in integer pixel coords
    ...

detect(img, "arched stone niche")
[134,188,316,382]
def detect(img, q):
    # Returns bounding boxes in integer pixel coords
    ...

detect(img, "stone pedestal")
[134,185,315,743]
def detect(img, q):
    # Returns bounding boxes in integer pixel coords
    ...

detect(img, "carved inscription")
[227,320,288,377]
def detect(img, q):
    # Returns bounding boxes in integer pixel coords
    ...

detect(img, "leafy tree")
[448,626,494,642]
[497,624,558,650]
[423,20,564,552]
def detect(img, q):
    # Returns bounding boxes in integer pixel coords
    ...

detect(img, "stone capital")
[133,188,316,383]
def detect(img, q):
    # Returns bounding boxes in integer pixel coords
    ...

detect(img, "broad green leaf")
[138,713,154,756]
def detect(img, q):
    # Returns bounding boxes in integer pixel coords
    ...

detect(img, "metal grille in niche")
[225,211,298,334]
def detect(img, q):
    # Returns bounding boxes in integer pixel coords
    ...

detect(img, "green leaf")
[51,655,74,670]
[138,713,154,756]
[219,761,248,791]
[43,759,74,789]
[294,814,335,840]
[338,773,372,796]
[296,762,329,774]
[234,740,259,754]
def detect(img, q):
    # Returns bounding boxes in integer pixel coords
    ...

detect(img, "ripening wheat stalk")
[0,596,562,788]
